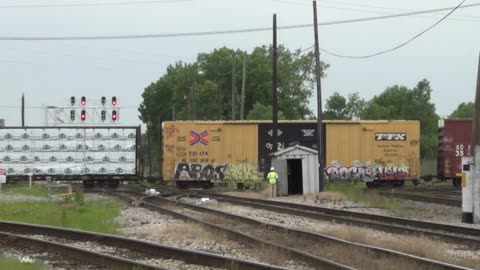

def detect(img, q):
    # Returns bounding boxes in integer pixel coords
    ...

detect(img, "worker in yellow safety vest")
[267,167,279,198]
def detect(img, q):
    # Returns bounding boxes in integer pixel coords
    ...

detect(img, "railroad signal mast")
[45,96,121,126]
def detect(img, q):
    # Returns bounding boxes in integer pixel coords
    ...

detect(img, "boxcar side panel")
[325,121,420,181]
[162,122,259,181]
[437,119,472,179]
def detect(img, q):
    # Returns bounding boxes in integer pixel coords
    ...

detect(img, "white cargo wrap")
[0,127,137,176]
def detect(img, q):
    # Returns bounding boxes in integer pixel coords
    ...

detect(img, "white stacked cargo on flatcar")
[0,126,140,186]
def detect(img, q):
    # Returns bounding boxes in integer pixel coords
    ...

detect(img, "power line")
[0,2,479,40]
[274,0,480,21]
[319,0,466,59]
[0,0,191,8]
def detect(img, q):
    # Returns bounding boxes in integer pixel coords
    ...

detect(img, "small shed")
[270,144,319,195]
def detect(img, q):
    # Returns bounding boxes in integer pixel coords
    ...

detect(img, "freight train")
[162,120,421,191]
[0,126,142,187]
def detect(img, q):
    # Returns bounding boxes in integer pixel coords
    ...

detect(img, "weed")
[0,254,43,270]
[74,189,85,206]
[0,199,123,234]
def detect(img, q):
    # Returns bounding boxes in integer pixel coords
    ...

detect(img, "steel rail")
[0,231,166,270]
[200,193,480,247]
[378,191,461,207]
[117,192,355,270]
[0,220,282,270]
[161,194,474,270]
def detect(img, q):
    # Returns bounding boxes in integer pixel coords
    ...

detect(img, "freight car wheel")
[176,181,189,189]
[83,180,95,188]
[366,181,378,188]
[453,178,462,187]
[108,180,120,188]
[393,180,405,187]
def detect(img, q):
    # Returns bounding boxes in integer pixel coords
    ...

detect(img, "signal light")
[81,96,86,106]
[70,110,75,121]
[101,110,106,121]
[101,96,106,106]
[70,96,75,106]
[81,110,86,121]
[112,110,117,121]
[112,96,117,106]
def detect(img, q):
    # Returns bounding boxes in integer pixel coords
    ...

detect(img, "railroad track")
[114,191,351,270]
[0,220,281,270]
[116,190,476,270]
[197,193,480,248]
[378,191,461,207]
[378,185,461,207]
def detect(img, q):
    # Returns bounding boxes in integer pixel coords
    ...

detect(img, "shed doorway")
[287,159,303,195]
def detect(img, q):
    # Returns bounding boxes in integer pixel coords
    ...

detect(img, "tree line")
[138,45,473,176]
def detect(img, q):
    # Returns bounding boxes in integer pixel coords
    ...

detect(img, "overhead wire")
[274,0,480,21]
[0,0,191,8]
[319,0,466,59]
[0,2,479,40]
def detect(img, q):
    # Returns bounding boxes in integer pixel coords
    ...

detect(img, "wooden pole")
[231,51,237,120]
[313,0,325,192]
[241,53,247,120]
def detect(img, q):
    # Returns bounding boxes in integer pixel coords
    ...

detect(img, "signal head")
[112,110,117,121]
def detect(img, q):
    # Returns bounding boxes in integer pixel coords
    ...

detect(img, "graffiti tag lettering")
[164,125,179,139]
[173,163,226,180]
[325,165,410,181]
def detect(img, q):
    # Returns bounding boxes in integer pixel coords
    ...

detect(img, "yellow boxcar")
[325,120,420,184]
[162,120,420,185]
[162,121,260,182]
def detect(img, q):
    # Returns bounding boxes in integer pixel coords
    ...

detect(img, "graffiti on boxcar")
[172,161,262,181]
[325,163,410,182]
[173,162,227,180]
[164,124,179,139]
[226,161,263,181]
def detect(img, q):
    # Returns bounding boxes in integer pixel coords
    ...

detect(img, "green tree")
[246,102,286,120]
[138,45,329,174]
[323,92,366,120]
[449,102,474,118]
[363,79,439,158]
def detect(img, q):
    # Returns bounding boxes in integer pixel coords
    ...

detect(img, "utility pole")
[216,64,222,120]
[184,63,189,120]
[471,53,480,223]
[231,51,237,120]
[147,125,152,177]
[272,14,278,155]
[172,103,176,121]
[240,53,247,120]
[313,0,325,192]
[21,93,25,127]
[192,65,197,120]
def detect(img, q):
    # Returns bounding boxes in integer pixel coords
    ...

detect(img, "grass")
[2,182,49,197]
[0,199,123,234]
[0,254,44,270]
[325,181,405,214]
[0,183,124,234]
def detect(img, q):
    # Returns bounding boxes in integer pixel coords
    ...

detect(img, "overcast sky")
[0,0,479,129]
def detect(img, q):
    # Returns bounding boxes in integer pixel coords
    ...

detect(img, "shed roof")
[270,144,318,157]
